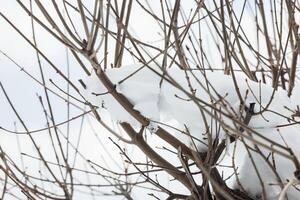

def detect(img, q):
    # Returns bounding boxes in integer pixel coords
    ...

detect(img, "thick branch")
[121,122,196,191]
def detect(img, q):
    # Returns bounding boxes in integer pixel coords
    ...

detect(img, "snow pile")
[83,65,162,127]
[82,64,300,199]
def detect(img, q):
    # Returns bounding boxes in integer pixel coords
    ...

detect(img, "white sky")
[0,0,299,199]
[0,1,196,199]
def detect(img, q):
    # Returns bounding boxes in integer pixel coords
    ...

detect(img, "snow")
[219,124,300,199]
[82,64,300,199]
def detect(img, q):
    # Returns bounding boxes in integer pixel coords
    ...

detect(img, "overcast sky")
[0,1,284,199]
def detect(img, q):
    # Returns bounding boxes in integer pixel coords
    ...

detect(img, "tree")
[0,0,300,199]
